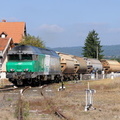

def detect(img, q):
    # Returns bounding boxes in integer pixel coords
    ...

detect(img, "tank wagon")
[100,59,120,73]
[57,52,88,80]
[6,45,61,86]
[57,52,79,80]
[84,58,103,73]
[73,56,87,74]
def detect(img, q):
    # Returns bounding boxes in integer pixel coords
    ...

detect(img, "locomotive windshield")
[8,54,32,61]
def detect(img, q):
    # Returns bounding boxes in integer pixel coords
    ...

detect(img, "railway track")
[0,83,70,120]
[0,84,28,120]
[15,84,70,120]
[18,86,31,120]
[40,84,70,120]
[0,85,17,91]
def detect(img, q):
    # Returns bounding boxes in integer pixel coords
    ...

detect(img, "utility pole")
[96,46,98,60]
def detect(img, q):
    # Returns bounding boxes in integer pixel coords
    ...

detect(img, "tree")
[82,30,104,59]
[20,34,45,48]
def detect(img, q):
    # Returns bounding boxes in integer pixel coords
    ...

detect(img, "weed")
[7,98,12,101]
[15,98,29,120]
[112,107,119,112]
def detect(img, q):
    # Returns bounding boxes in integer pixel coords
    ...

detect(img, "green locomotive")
[6,45,61,86]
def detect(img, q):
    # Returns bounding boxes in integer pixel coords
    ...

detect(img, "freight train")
[6,45,120,86]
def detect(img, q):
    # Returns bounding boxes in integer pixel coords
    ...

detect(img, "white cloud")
[39,24,64,33]
[35,22,120,47]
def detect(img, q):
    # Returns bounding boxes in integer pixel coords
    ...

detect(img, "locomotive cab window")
[21,54,32,60]
[8,54,32,60]
[8,55,19,60]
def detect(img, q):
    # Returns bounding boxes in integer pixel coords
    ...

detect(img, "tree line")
[20,30,104,60]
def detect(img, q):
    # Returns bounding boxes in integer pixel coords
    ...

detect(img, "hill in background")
[51,44,120,58]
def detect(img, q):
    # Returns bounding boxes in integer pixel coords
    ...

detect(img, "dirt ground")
[0,78,120,120]
[0,79,18,120]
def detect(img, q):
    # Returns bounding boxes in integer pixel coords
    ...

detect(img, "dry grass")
[0,110,16,120]
[50,78,120,120]
[0,78,13,88]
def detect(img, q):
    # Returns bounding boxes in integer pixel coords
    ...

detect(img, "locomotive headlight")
[24,69,29,72]
[10,69,15,72]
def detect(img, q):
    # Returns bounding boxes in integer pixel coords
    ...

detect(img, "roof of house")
[0,37,14,51]
[0,20,26,43]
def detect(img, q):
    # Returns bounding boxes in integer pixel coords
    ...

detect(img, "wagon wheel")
[55,75,61,83]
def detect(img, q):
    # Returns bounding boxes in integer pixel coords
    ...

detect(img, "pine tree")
[82,30,104,59]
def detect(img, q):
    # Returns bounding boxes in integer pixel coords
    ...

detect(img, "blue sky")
[1,0,120,48]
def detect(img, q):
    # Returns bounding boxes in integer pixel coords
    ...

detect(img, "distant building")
[0,20,27,78]
[0,37,14,78]
[0,20,26,44]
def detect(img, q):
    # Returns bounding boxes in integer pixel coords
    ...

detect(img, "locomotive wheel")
[27,78,32,85]
[31,79,41,86]
[15,79,23,86]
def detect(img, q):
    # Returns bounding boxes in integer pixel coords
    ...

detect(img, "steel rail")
[40,84,70,120]
[18,86,31,120]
